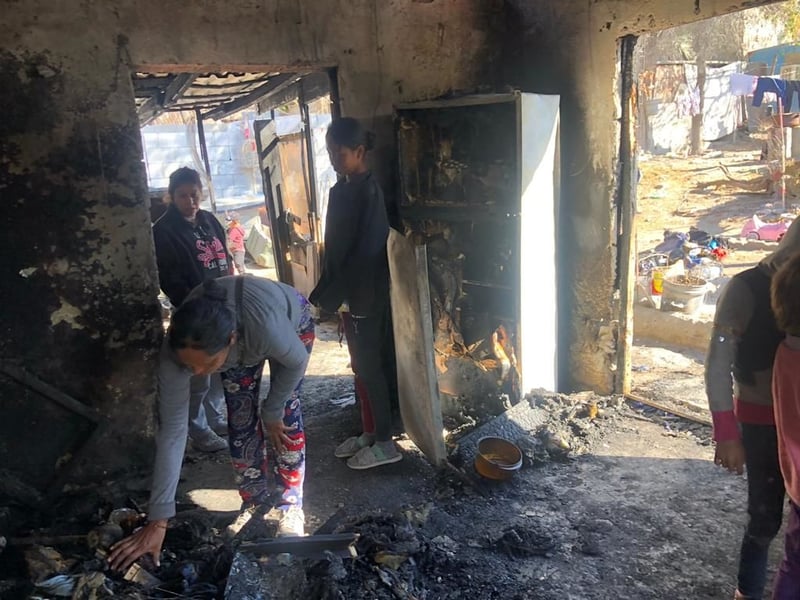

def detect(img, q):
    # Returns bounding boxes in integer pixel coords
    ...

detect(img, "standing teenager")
[705,218,800,599]
[310,118,401,470]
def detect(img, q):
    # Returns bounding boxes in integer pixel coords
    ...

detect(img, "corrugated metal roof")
[132,71,299,126]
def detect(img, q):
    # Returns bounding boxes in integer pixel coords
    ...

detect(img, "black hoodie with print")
[152,204,232,306]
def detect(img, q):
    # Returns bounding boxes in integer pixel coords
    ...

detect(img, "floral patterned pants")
[221,294,314,511]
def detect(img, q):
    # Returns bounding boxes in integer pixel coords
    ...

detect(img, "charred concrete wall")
[0,0,496,486]
[0,6,163,487]
[0,1,780,487]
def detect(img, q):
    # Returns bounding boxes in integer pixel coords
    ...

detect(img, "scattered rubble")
[0,483,234,599]
[493,525,556,558]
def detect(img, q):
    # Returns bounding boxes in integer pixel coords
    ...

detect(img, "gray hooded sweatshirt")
[148,276,310,521]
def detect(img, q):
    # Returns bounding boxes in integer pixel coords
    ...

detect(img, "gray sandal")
[346,444,402,470]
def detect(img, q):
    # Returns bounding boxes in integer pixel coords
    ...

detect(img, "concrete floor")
[166,247,779,597]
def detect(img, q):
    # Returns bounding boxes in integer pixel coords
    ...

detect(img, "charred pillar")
[0,37,162,493]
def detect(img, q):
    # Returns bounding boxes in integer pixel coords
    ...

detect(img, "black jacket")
[310,171,390,316]
[732,266,784,385]
[152,205,232,306]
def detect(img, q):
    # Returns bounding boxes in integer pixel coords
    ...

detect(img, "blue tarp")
[747,43,800,74]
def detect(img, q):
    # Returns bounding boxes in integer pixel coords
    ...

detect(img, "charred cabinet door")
[387,230,447,465]
[253,119,320,298]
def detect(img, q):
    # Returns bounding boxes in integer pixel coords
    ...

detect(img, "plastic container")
[651,269,664,295]
[660,275,708,315]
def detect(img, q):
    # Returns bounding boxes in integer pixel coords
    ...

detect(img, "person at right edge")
[309,117,402,470]
[769,249,800,598]
[705,218,800,600]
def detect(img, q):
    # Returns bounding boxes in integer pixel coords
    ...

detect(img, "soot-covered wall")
[0,9,162,487]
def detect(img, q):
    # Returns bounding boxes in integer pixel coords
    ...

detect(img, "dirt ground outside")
[632,131,792,412]
[636,132,783,263]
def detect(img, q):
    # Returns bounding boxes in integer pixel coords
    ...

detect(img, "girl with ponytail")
[310,118,403,471]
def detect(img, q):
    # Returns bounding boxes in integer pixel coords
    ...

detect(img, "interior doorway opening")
[131,69,337,302]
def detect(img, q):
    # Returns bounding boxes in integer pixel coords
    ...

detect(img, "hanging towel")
[753,77,789,107]
[730,73,757,96]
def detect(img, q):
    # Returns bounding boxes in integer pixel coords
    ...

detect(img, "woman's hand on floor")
[108,520,167,571]
[714,439,746,475]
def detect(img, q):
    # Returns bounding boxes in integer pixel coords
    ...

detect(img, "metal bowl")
[474,436,523,481]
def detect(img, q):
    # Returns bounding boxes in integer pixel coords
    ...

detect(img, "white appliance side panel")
[519,93,560,392]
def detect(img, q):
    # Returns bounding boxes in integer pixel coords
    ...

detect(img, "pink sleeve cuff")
[711,410,740,442]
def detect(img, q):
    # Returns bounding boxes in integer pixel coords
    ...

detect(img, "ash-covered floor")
[0,322,785,598]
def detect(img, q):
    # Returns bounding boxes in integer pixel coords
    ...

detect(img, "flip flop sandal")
[334,435,370,458]
[346,444,403,470]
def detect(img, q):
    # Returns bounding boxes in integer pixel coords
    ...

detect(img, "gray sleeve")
[260,317,310,422]
[705,329,738,413]
[704,278,754,413]
[148,343,191,521]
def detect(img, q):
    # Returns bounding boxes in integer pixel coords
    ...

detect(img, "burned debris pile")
[447,391,629,471]
[519,392,626,461]
[1,488,233,599]
[307,504,540,600]
[1,495,539,600]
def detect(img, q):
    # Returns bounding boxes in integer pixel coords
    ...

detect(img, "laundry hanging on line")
[729,73,800,111]
[730,73,757,96]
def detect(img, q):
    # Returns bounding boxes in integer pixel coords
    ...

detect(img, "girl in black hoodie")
[310,118,401,470]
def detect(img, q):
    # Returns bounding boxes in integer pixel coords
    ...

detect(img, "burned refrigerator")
[389,93,560,464]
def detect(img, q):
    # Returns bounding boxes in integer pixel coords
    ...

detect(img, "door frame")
[614,35,639,395]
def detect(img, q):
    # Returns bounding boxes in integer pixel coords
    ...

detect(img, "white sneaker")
[191,429,228,453]
[276,506,305,537]
[224,504,257,540]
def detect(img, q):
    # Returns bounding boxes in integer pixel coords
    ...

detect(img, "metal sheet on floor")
[387,230,446,466]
